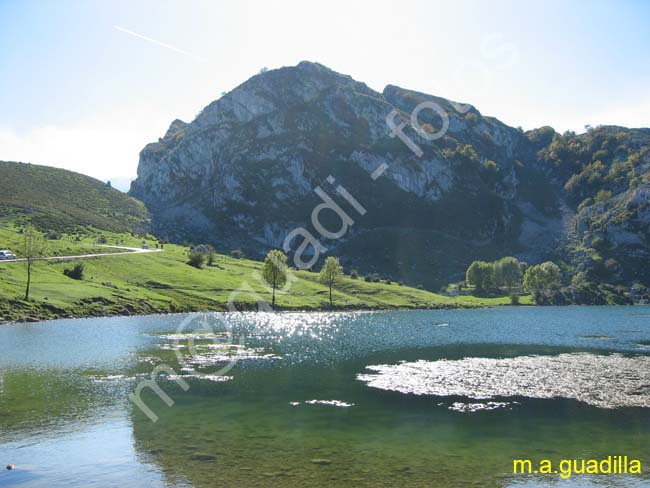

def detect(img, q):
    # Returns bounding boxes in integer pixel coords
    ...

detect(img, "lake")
[0,307,649,487]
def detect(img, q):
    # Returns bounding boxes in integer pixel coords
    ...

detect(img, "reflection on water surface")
[0,307,648,487]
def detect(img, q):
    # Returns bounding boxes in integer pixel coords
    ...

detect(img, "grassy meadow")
[0,225,530,323]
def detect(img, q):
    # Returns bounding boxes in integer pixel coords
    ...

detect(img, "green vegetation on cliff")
[532,127,650,287]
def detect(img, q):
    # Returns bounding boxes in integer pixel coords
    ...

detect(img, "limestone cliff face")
[575,184,650,284]
[130,62,649,287]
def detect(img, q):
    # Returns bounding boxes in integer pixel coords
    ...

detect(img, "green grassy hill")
[0,161,149,233]
[0,231,527,323]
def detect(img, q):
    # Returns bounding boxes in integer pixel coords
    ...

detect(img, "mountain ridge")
[129,61,650,288]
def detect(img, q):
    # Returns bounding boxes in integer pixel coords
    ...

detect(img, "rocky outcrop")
[575,184,650,283]
[130,62,648,287]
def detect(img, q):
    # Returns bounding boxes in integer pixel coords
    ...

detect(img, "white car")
[0,250,17,260]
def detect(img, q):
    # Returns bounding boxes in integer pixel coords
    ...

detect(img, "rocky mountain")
[130,61,650,289]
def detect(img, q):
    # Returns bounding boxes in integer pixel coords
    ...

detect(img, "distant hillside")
[0,161,150,233]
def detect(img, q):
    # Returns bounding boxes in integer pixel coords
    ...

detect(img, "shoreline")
[8,301,650,326]
[2,294,645,325]
[0,300,513,325]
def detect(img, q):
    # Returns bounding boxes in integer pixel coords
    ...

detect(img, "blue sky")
[1,0,649,188]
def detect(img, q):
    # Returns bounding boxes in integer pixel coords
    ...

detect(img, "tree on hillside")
[63,262,85,280]
[524,261,561,304]
[495,257,523,292]
[262,250,288,308]
[21,226,46,301]
[187,244,215,269]
[205,247,216,266]
[187,250,206,269]
[319,256,343,310]
[465,261,495,292]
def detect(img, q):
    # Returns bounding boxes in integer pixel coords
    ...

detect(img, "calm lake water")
[0,307,649,487]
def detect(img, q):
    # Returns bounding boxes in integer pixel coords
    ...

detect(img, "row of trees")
[523,261,562,304]
[262,250,343,309]
[465,256,562,304]
[187,246,247,268]
[15,226,563,309]
[187,245,346,309]
[465,256,523,292]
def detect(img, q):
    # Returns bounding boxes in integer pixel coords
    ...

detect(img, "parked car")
[0,250,17,260]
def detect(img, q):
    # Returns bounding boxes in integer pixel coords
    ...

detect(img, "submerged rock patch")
[442,401,517,413]
[291,400,355,408]
[358,353,650,409]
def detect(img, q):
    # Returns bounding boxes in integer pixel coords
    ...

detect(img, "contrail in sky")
[114,25,204,62]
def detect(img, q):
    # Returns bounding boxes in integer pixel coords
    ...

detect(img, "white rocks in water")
[304,399,355,408]
[89,374,127,383]
[158,343,186,351]
[357,353,650,409]
[198,374,233,382]
[138,356,159,365]
[290,399,355,408]
[152,332,230,341]
[166,374,233,383]
[178,344,282,370]
[443,401,517,413]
